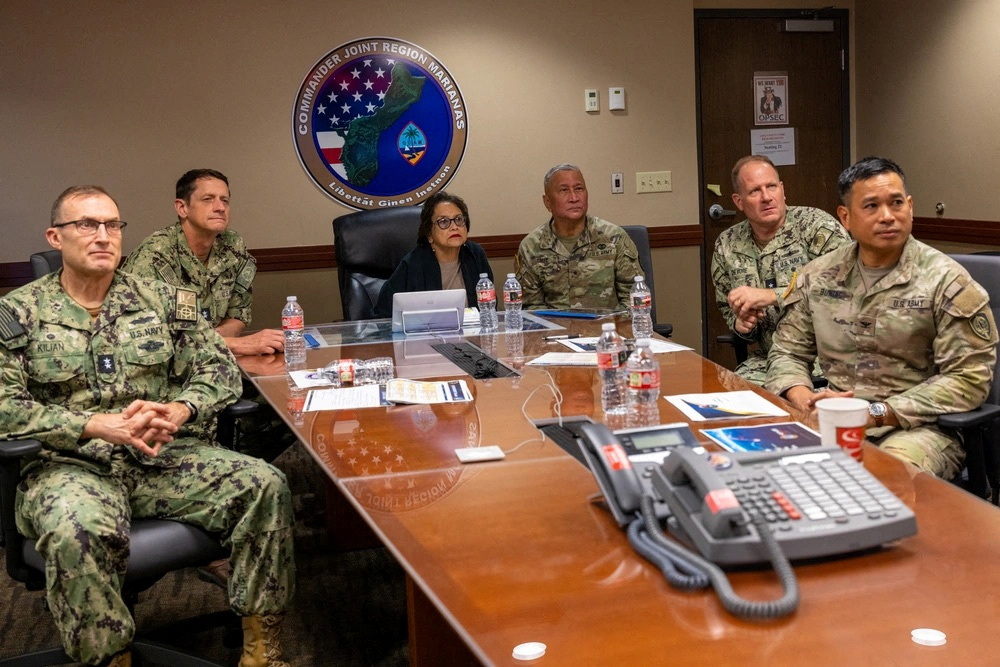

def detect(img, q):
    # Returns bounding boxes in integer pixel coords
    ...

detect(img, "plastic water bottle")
[476,273,498,332]
[321,357,395,386]
[596,322,627,416]
[282,296,306,370]
[627,338,660,426]
[630,275,653,340]
[502,273,523,332]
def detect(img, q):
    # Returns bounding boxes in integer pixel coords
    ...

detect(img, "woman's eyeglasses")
[432,215,466,230]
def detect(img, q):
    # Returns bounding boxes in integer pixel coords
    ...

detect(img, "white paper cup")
[815,397,869,461]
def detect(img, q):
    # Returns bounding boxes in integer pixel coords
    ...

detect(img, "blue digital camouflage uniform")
[0,270,295,665]
[765,237,998,478]
[123,223,294,459]
[515,215,641,311]
[711,206,850,384]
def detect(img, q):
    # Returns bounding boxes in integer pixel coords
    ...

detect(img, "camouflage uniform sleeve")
[614,231,641,310]
[515,239,545,309]
[121,240,157,277]
[225,238,256,325]
[805,210,851,260]
[167,287,242,422]
[764,272,818,395]
[710,236,741,335]
[887,275,998,428]
[0,300,93,449]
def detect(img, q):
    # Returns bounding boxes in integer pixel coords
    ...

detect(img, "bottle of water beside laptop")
[630,275,653,339]
[597,322,628,416]
[476,273,498,332]
[627,338,660,427]
[503,273,523,332]
[282,296,306,371]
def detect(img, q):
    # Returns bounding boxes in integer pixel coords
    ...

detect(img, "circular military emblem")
[292,37,469,210]
[971,312,992,340]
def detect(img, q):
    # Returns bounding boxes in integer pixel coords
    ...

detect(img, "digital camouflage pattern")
[766,237,998,478]
[515,215,641,310]
[0,271,295,665]
[123,222,294,459]
[711,206,850,384]
[122,222,256,327]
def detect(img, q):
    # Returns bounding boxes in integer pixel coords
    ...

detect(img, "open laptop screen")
[391,289,467,334]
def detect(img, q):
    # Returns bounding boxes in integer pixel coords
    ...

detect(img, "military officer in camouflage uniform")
[123,169,294,461]
[0,186,295,666]
[515,164,641,311]
[766,157,998,479]
[711,155,851,384]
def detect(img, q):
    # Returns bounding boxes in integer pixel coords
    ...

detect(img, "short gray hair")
[544,163,582,189]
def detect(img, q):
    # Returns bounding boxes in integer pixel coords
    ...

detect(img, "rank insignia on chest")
[97,354,116,374]
[175,288,198,322]
[201,308,211,320]
[765,278,777,288]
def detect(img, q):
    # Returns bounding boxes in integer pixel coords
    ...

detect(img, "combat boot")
[239,615,290,667]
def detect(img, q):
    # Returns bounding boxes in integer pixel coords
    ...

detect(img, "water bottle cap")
[286,296,298,301]
[634,275,644,282]
[602,323,615,331]
[507,273,515,278]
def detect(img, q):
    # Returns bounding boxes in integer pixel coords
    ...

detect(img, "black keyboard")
[431,342,519,379]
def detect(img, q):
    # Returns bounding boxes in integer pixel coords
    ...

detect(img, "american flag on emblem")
[315,57,396,178]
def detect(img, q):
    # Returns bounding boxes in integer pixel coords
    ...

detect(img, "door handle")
[708,204,736,220]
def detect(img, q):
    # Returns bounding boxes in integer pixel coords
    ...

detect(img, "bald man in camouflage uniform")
[712,155,850,384]
[0,186,294,666]
[766,157,997,479]
[123,169,294,461]
[516,164,641,311]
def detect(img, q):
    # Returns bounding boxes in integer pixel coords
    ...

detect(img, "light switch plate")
[585,89,599,112]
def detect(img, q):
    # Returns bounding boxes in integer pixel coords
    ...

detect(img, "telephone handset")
[576,422,643,525]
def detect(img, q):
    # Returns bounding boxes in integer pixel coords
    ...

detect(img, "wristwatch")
[178,400,198,424]
[868,402,887,428]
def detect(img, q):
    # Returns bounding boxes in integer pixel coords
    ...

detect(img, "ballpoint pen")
[544,333,582,341]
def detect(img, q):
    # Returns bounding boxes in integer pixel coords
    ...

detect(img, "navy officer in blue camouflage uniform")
[0,186,295,666]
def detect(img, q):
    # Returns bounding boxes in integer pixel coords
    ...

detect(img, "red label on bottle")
[281,315,303,330]
[631,294,651,308]
[477,288,496,302]
[628,369,660,390]
[597,351,622,370]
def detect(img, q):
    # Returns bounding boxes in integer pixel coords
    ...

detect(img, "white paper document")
[303,379,473,412]
[665,390,788,421]
[557,337,691,354]
[526,352,598,367]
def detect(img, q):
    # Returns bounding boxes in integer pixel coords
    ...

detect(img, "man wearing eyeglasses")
[0,186,295,666]
[515,163,641,311]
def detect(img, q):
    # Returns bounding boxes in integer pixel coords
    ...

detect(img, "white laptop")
[391,289,467,334]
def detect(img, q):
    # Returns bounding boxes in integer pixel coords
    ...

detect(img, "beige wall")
[855,1,1000,220]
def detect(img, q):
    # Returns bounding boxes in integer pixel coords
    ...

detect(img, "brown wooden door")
[696,10,850,368]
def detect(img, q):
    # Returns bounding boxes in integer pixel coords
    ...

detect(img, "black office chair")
[938,254,1000,504]
[0,400,255,666]
[333,207,423,320]
[621,225,672,338]
[29,250,62,280]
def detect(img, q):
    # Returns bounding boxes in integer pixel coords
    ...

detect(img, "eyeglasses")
[432,215,466,230]
[51,219,128,235]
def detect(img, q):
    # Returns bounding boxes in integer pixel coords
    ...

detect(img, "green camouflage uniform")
[515,215,641,310]
[711,206,850,384]
[765,238,998,478]
[0,271,295,665]
[123,223,293,459]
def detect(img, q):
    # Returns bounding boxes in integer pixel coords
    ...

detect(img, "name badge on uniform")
[97,354,116,374]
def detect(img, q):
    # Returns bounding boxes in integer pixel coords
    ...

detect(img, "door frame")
[693,7,851,355]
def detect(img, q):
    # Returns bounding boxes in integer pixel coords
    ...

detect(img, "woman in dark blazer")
[375,191,493,317]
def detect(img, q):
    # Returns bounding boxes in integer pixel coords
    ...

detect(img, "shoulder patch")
[946,277,988,317]
[971,311,993,341]
[175,288,199,322]
[0,302,25,341]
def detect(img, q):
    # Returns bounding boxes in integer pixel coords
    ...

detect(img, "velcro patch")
[0,303,25,341]
[175,288,199,322]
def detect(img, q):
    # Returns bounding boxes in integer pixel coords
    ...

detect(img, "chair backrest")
[333,207,423,320]
[950,254,1000,406]
[29,249,62,279]
[621,225,659,321]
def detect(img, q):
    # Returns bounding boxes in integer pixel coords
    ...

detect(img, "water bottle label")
[628,369,660,390]
[477,288,496,302]
[504,289,522,304]
[334,359,356,384]
[597,350,627,370]
[282,315,303,330]
[631,294,651,308]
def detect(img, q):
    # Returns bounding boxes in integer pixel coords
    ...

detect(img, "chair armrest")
[653,323,673,338]
[221,397,260,419]
[1,439,42,553]
[0,438,43,459]
[716,333,749,364]
[938,404,1000,430]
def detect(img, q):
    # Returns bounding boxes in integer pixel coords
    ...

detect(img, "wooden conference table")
[240,316,1000,666]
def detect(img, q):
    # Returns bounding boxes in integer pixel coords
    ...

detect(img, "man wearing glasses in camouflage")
[0,186,295,666]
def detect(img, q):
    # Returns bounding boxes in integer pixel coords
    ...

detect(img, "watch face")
[869,402,887,417]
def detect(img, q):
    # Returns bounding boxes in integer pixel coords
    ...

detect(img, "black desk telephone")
[574,421,917,620]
